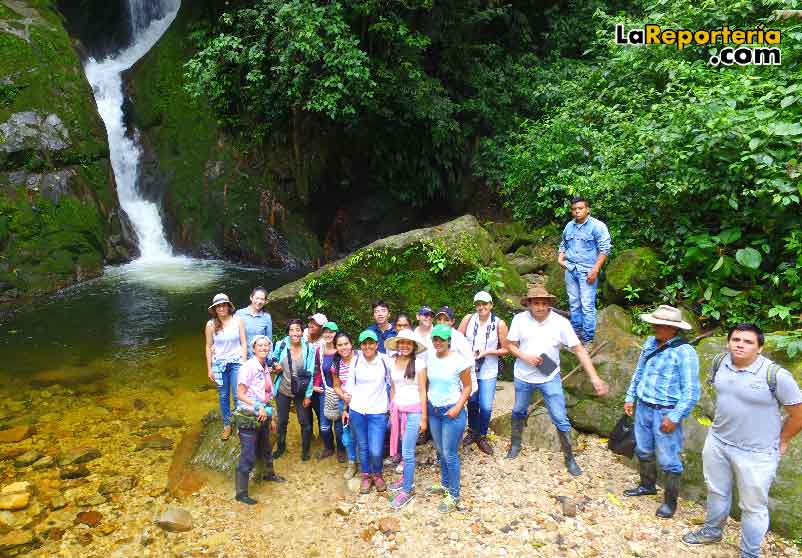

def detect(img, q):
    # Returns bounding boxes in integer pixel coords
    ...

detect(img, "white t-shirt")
[414,327,433,351]
[448,328,478,395]
[506,310,579,384]
[390,356,427,408]
[464,313,501,380]
[346,351,392,415]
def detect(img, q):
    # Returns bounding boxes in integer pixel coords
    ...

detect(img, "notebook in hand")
[537,353,558,376]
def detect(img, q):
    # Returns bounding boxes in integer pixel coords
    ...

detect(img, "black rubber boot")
[301,427,312,461]
[656,472,681,518]
[624,458,658,497]
[235,471,257,505]
[557,429,582,476]
[272,424,287,459]
[505,417,525,459]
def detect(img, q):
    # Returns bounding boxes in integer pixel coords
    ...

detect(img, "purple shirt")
[237,357,274,411]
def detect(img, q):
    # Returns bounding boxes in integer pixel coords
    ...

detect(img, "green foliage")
[773,330,802,359]
[185,0,553,205]
[501,0,802,330]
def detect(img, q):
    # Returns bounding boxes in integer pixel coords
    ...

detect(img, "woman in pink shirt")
[234,335,286,505]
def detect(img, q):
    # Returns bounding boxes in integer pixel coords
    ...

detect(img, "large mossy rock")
[561,305,802,540]
[0,1,130,301]
[267,215,526,333]
[602,247,660,304]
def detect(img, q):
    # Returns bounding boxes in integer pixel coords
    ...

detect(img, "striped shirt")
[624,336,700,424]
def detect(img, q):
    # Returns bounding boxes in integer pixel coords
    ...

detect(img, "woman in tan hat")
[205,293,248,441]
[385,329,428,509]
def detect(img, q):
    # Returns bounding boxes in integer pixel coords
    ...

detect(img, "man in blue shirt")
[235,287,273,358]
[623,305,700,519]
[367,300,397,353]
[558,196,611,345]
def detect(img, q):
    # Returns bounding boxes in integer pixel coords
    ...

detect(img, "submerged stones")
[0,425,34,443]
[0,481,33,511]
[58,447,101,466]
[154,508,193,532]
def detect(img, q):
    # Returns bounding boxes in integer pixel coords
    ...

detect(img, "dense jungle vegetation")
[185,0,802,339]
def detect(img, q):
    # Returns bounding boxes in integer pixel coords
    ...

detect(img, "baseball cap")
[417,305,434,316]
[431,324,452,340]
[358,329,379,344]
[322,321,339,332]
[435,306,455,320]
[308,313,328,326]
[473,291,493,303]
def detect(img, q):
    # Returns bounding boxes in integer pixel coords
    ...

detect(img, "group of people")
[202,194,802,557]
[204,283,610,514]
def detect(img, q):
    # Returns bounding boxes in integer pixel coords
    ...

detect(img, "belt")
[639,400,675,410]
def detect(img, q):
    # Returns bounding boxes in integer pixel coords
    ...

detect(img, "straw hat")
[639,305,692,330]
[519,285,557,307]
[208,293,235,315]
[385,329,428,353]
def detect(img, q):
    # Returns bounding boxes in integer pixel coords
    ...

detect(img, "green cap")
[322,321,339,332]
[431,324,452,341]
[358,329,379,344]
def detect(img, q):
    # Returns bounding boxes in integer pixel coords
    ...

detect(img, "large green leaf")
[767,122,802,136]
[735,247,762,270]
[720,287,742,297]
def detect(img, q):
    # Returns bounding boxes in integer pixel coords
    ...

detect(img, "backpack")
[707,352,781,404]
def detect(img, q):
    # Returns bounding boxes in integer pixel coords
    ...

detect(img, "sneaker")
[462,430,476,448]
[373,474,387,492]
[438,493,458,513]
[395,462,403,474]
[476,437,494,455]
[389,479,405,493]
[359,473,373,494]
[682,527,723,546]
[426,483,446,496]
[343,461,356,480]
[390,490,414,510]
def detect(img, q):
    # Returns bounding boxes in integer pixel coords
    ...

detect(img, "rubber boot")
[557,429,582,476]
[505,416,525,459]
[656,472,680,518]
[272,423,287,459]
[318,430,335,459]
[235,470,257,505]
[261,461,286,483]
[301,427,312,461]
[624,458,658,497]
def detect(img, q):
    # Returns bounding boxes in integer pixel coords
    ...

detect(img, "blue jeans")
[634,400,684,473]
[702,434,778,558]
[428,403,467,499]
[339,400,356,461]
[511,375,571,432]
[565,268,598,342]
[214,361,240,426]
[315,392,343,449]
[467,377,497,436]
[400,412,422,493]
[350,410,387,474]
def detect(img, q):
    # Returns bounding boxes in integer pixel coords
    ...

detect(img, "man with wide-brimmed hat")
[623,304,700,520]
[504,285,609,475]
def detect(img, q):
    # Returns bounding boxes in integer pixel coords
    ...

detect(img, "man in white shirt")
[505,286,608,475]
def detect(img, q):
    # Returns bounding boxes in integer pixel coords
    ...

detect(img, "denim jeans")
[350,410,387,474]
[214,361,240,426]
[339,400,356,461]
[702,434,779,558]
[315,392,343,449]
[564,268,598,342]
[237,419,275,476]
[400,412,422,493]
[467,377,497,436]
[633,400,684,473]
[428,403,467,499]
[511,375,571,432]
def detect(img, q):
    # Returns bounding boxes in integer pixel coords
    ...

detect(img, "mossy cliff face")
[553,305,802,540]
[126,2,321,268]
[0,0,130,301]
[266,215,526,333]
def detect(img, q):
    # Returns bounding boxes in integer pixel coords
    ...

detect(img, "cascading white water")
[84,0,226,291]
[84,0,179,262]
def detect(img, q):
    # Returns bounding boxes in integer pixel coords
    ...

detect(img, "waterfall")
[84,0,180,262]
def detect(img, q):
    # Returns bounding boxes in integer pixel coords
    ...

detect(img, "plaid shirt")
[625,336,701,423]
